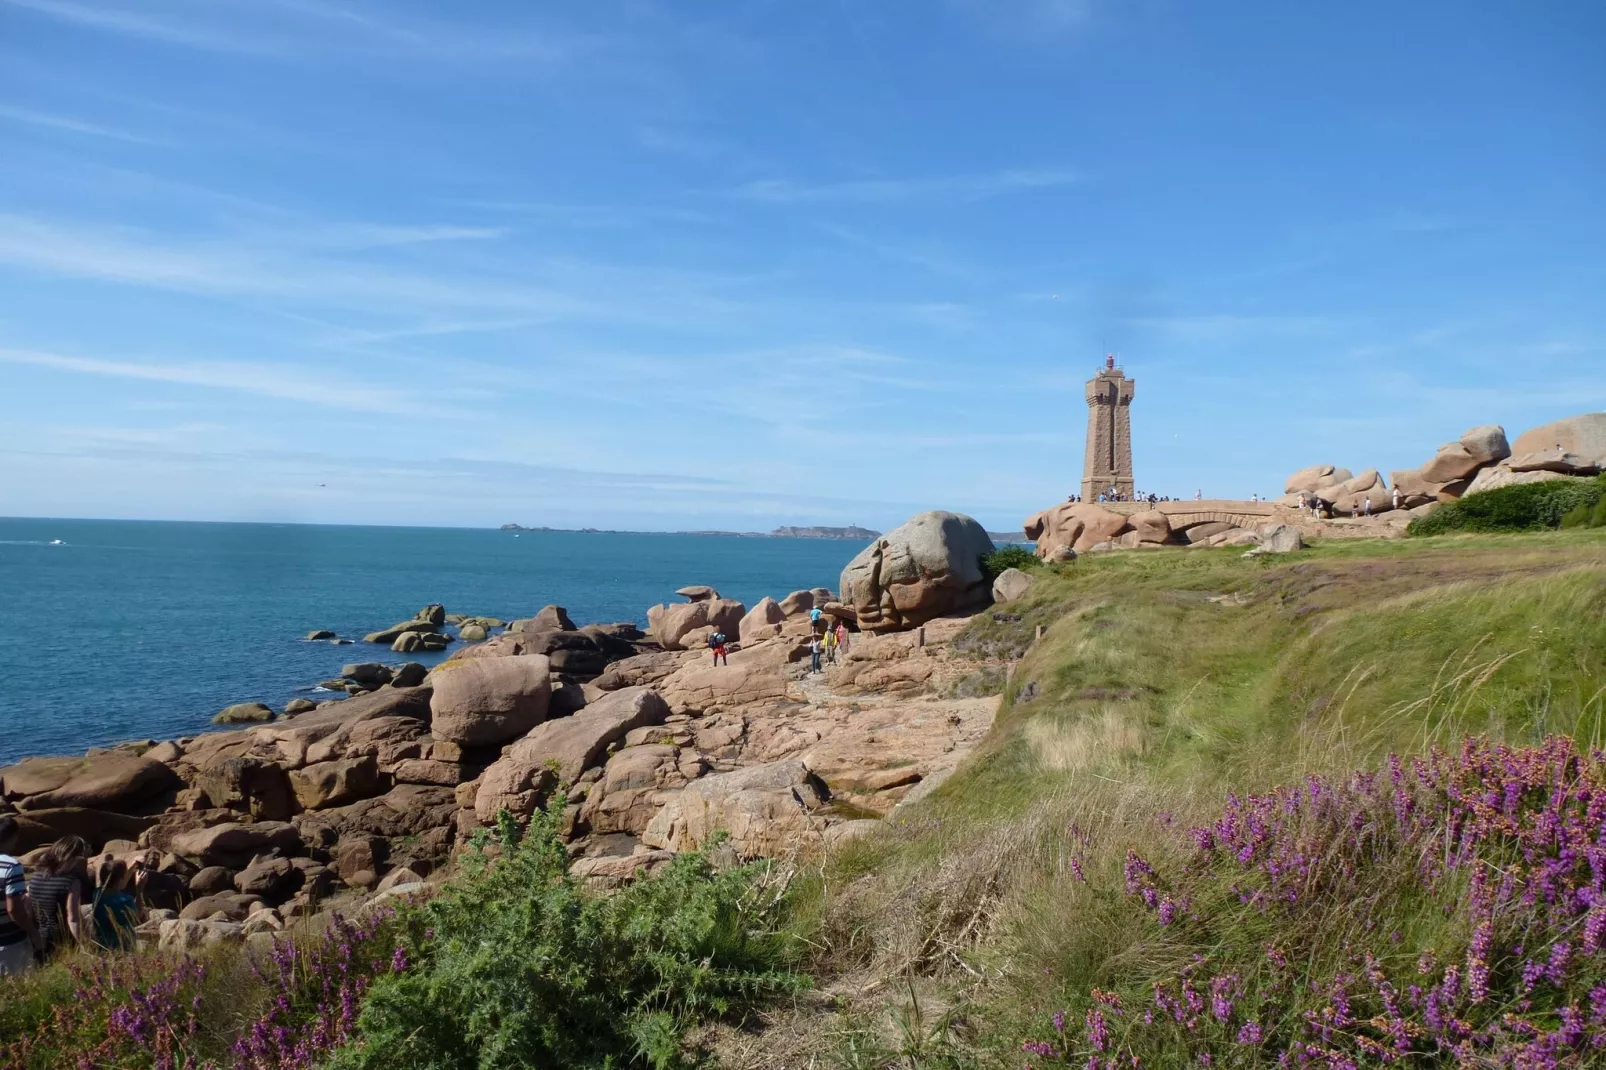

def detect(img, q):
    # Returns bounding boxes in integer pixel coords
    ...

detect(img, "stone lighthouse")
[1080,354,1135,501]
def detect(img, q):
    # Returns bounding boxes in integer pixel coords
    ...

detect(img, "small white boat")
[48,539,64,545]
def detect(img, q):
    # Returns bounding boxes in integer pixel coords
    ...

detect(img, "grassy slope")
[774,529,1606,1066]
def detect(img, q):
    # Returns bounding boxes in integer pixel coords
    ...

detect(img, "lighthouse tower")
[1080,354,1136,502]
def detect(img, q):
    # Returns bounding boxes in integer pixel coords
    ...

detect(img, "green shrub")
[1407,476,1603,536]
[980,544,1039,582]
[328,801,804,1070]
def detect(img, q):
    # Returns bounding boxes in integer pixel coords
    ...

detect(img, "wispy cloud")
[0,213,594,319]
[731,167,1078,204]
[0,103,159,144]
[0,346,447,415]
[816,222,981,279]
[0,0,604,65]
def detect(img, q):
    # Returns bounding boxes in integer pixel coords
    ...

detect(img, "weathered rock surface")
[646,598,746,651]
[288,756,382,811]
[642,760,830,857]
[738,597,787,644]
[474,686,670,822]
[991,568,1034,604]
[214,702,275,725]
[841,511,995,632]
[169,821,302,868]
[429,655,552,746]
[658,655,788,716]
[1285,465,1353,495]
[1,754,181,813]
[1511,413,1606,464]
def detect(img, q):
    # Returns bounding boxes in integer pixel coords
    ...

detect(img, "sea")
[0,518,860,765]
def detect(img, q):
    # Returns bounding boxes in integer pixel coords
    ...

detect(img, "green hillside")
[765,529,1606,1067]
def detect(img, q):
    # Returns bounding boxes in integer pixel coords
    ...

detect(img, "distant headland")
[498,523,883,540]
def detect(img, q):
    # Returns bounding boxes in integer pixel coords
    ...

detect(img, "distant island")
[499,523,881,540]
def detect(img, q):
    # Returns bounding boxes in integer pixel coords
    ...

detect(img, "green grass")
[773,527,1606,1063]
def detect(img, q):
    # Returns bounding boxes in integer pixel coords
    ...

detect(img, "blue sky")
[1,0,1602,532]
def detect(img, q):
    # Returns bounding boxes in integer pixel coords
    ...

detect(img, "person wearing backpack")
[708,630,727,667]
[0,816,43,975]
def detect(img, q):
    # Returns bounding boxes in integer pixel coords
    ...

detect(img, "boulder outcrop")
[473,687,669,822]
[738,597,787,644]
[1511,413,1606,464]
[840,511,995,632]
[641,760,830,857]
[1388,425,1512,507]
[646,598,746,651]
[1284,465,1353,495]
[429,655,551,746]
[1024,502,1131,559]
[991,568,1034,604]
[1,754,181,813]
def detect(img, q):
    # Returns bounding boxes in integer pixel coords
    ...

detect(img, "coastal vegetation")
[744,527,1606,1066]
[1406,474,1605,536]
[0,814,800,1069]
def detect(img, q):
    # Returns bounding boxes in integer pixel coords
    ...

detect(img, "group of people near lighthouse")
[0,816,162,976]
[705,600,851,674]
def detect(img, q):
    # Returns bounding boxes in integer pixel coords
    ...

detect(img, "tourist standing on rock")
[1391,486,1401,511]
[1363,497,1372,517]
[835,620,850,656]
[0,816,43,976]
[809,634,822,674]
[823,625,838,665]
[708,630,728,667]
[1195,489,1202,501]
[90,859,140,951]
[27,835,88,954]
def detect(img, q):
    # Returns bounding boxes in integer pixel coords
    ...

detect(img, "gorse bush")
[327,800,804,1070]
[980,544,1039,583]
[1408,475,1605,536]
[1019,737,1606,1067]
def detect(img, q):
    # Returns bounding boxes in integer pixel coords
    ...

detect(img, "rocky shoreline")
[0,511,1020,953]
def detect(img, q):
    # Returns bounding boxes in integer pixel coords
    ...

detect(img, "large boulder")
[658,657,788,717]
[738,597,787,644]
[169,821,302,868]
[363,619,440,645]
[5,807,157,853]
[288,756,382,811]
[646,598,746,651]
[1,754,181,813]
[578,744,692,836]
[777,590,815,617]
[1328,469,1393,515]
[675,585,719,602]
[1459,425,1512,465]
[474,686,669,822]
[991,568,1034,604]
[1023,502,1128,559]
[193,757,296,821]
[1511,413,1606,464]
[1506,448,1602,476]
[641,760,830,857]
[429,655,552,746]
[1284,465,1352,495]
[840,511,995,633]
[1128,509,1172,544]
[214,702,275,725]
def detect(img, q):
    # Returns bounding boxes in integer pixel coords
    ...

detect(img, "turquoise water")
[0,518,858,764]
